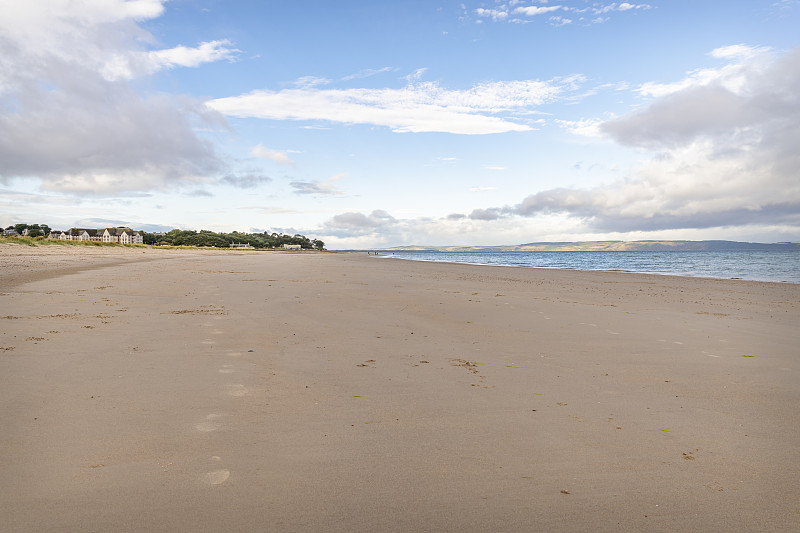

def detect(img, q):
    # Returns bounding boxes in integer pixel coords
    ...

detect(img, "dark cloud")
[601,85,750,149]
[290,180,344,195]
[220,173,272,189]
[468,208,503,221]
[601,48,800,152]
[513,188,597,218]
[590,203,800,233]
[330,210,395,228]
[185,189,213,197]
[471,183,800,234]
[323,210,397,237]
[548,46,800,235]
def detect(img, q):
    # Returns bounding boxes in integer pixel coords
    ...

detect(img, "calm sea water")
[379,251,800,284]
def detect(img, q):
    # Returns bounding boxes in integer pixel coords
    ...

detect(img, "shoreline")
[1,247,798,531]
[372,250,800,284]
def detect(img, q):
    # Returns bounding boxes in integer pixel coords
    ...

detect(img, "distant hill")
[380,240,800,252]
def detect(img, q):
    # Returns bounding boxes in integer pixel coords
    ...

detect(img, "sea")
[377,250,800,284]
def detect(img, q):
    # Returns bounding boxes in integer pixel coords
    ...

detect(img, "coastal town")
[2,223,323,250]
[4,225,144,244]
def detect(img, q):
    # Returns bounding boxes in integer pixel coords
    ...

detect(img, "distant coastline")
[371,240,800,253]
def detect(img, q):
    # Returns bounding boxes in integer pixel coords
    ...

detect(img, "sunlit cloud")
[251,145,296,166]
[209,76,579,135]
[513,6,562,17]
[103,40,240,81]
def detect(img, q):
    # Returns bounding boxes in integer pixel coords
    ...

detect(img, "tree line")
[147,229,324,250]
[4,223,51,237]
[3,223,324,250]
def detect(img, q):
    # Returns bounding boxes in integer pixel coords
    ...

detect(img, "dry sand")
[1,244,798,532]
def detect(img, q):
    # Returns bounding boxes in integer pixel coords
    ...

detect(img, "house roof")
[103,227,142,236]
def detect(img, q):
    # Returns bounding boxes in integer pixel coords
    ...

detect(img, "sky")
[1,0,799,248]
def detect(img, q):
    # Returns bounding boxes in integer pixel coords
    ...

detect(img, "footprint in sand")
[218,365,235,374]
[202,457,229,485]
[195,414,223,432]
[227,384,249,397]
[204,469,230,485]
[226,351,242,358]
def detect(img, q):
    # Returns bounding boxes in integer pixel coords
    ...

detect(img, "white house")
[95,227,143,244]
[119,229,143,244]
[55,227,142,244]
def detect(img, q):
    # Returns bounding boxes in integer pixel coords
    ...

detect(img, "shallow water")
[380,250,800,283]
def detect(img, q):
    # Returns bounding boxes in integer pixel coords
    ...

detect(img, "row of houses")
[47,227,144,245]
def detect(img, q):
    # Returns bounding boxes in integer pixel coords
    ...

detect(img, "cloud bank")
[317,45,800,245]
[0,0,237,194]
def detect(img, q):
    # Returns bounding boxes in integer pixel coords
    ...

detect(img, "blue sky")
[1,0,799,248]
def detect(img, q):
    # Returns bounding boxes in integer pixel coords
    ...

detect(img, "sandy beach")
[1,244,798,532]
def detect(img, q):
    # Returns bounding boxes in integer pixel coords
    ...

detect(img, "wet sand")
[1,245,798,532]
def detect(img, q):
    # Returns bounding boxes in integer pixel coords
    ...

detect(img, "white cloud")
[593,2,652,14]
[637,45,772,98]
[251,145,296,166]
[294,76,333,88]
[475,8,509,21]
[405,68,429,84]
[341,67,395,81]
[710,44,766,61]
[104,40,240,80]
[513,6,562,16]
[556,118,605,137]
[316,45,800,247]
[549,16,573,26]
[468,2,651,25]
[209,76,577,135]
[460,46,800,234]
